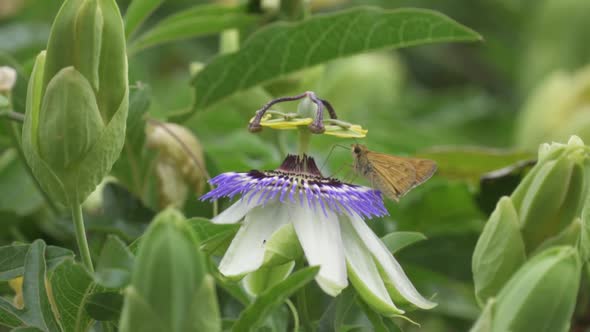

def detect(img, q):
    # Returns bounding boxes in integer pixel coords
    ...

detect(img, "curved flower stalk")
[201,154,436,316]
[248,91,368,138]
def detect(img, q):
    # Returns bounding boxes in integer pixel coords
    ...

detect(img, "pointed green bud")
[533,217,582,255]
[510,136,589,251]
[37,67,104,171]
[119,208,216,332]
[22,0,128,205]
[472,197,526,306]
[491,246,581,332]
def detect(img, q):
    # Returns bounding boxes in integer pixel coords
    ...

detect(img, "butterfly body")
[351,144,437,201]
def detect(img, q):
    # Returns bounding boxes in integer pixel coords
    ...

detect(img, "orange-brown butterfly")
[351,144,437,202]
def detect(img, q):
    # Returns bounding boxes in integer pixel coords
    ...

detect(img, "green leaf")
[0,298,23,329]
[85,292,123,321]
[20,240,62,331]
[124,0,163,38]
[111,83,154,196]
[317,287,357,332]
[128,4,259,55]
[0,240,72,332]
[416,147,533,184]
[0,243,73,281]
[50,259,96,332]
[380,232,427,254]
[95,235,134,289]
[191,6,481,110]
[0,150,43,216]
[126,83,151,147]
[186,217,239,254]
[89,182,154,242]
[357,297,401,332]
[232,266,319,332]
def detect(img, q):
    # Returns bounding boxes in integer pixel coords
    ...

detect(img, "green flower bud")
[533,217,582,255]
[472,197,526,306]
[22,0,128,205]
[510,136,589,251]
[119,208,218,332]
[489,246,581,332]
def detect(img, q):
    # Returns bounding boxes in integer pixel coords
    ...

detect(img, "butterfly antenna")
[328,163,354,179]
[319,144,350,173]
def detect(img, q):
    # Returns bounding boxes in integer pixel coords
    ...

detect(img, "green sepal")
[243,262,295,296]
[514,154,577,250]
[22,51,68,205]
[74,0,103,91]
[37,67,104,172]
[472,197,526,306]
[534,217,582,255]
[492,246,581,332]
[261,223,303,267]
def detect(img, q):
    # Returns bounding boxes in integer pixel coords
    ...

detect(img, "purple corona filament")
[201,154,388,219]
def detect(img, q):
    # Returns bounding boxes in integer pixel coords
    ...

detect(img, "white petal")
[347,213,436,309]
[212,195,262,224]
[340,215,402,315]
[291,203,348,296]
[219,200,289,276]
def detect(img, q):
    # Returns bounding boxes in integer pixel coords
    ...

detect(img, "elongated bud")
[119,209,218,332]
[472,197,526,306]
[489,246,581,332]
[22,0,128,205]
[510,136,589,251]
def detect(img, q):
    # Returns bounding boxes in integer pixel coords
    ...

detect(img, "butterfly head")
[351,143,368,156]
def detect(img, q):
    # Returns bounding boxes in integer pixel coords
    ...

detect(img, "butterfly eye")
[353,146,361,154]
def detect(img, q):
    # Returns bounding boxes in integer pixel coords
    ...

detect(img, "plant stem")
[285,299,300,332]
[298,128,311,156]
[71,203,94,272]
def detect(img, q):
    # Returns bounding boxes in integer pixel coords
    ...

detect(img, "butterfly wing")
[366,152,417,201]
[407,158,437,184]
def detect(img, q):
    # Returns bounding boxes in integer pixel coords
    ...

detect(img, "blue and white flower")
[201,154,436,315]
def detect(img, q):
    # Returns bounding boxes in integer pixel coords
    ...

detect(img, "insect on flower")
[352,144,437,202]
[200,154,436,315]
